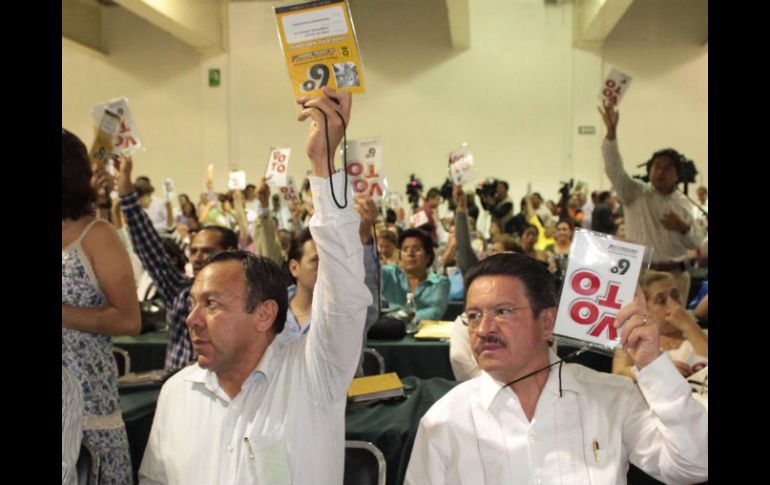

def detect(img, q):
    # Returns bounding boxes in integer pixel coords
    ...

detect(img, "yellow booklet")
[348,372,404,403]
[274,0,366,97]
[414,320,453,340]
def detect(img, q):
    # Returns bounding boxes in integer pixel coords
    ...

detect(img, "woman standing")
[62,129,141,484]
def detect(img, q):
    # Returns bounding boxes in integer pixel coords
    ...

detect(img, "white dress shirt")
[405,350,708,485]
[146,196,170,235]
[138,171,372,485]
[603,139,704,262]
[449,316,481,382]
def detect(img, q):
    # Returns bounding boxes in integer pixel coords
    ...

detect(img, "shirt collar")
[184,340,282,395]
[476,349,581,410]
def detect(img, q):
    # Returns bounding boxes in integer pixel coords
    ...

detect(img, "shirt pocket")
[248,433,291,485]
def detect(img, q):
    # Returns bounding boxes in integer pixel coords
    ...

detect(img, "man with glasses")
[405,252,707,485]
[138,87,373,485]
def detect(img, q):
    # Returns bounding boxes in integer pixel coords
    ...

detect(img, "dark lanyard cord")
[312,106,348,209]
[503,345,589,397]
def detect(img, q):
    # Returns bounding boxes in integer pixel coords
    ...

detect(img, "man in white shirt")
[599,101,705,299]
[405,252,707,485]
[138,87,372,485]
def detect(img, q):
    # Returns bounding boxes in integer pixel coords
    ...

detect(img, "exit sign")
[209,68,221,87]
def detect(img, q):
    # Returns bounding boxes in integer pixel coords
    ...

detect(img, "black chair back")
[362,348,386,376]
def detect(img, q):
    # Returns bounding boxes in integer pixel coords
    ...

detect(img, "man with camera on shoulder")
[599,100,705,299]
[478,179,514,235]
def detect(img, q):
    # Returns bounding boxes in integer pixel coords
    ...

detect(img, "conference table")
[113,330,455,380]
[119,375,457,485]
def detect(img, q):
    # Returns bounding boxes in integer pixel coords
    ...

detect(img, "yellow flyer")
[274,0,366,97]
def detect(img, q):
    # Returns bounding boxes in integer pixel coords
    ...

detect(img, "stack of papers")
[348,372,405,404]
[414,320,453,340]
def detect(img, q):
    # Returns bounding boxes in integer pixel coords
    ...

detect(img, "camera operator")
[478,179,514,235]
[599,100,705,299]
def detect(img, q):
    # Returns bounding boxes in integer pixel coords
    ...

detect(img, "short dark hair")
[245,184,256,191]
[598,191,612,203]
[648,148,683,178]
[426,188,442,200]
[497,181,509,191]
[287,227,314,264]
[62,129,96,220]
[202,250,289,334]
[519,223,538,238]
[199,225,239,250]
[465,252,558,317]
[398,228,435,267]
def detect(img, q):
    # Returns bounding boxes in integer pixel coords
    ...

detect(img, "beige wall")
[62,0,707,203]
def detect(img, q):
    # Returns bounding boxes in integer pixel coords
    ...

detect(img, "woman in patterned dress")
[62,129,141,484]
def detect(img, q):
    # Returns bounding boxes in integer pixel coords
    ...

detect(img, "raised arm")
[453,184,480,274]
[117,155,189,306]
[613,287,708,484]
[298,87,373,401]
[598,101,644,204]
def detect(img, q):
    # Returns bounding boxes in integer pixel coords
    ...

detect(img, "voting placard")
[598,68,632,106]
[274,0,366,97]
[410,209,429,229]
[345,137,387,202]
[554,229,647,353]
[448,144,476,186]
[278,176,300,210]
[228,171,247,191]
[91,97,143,156]
[89,110,121,169]
[266,148,291,187]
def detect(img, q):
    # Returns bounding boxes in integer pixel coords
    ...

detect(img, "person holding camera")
[479,179,514,235]
[599,100,705,299]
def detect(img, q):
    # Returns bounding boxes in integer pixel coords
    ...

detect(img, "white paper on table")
[344,136,388,202]
[448,144,477,186]
[554,229,646,352]
[598,68,632,106]
[265,148,291,187]
[91,97,143,155]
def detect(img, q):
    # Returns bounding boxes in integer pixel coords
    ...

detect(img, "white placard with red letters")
[228,170,247,190]
[448,144,476,186]
[410,209,429,229]
[91,97,143,156]
[265,148,291,187]
[598,68,632,106]
[278,176,299,210]
[554,229,647,351]
[344,137,388,202]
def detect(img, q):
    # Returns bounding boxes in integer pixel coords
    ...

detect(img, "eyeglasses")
[460,306,530,329]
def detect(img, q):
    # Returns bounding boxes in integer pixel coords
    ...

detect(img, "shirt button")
[529,434,535,443]
[227,444,233,453]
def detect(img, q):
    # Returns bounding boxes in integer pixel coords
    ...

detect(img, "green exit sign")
[209,68,221,87]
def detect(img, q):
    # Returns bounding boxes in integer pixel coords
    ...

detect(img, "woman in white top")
[613,270,708,380]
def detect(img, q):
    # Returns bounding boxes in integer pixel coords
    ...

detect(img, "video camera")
[406,174,424,210]
[476,178,499,211]
[558,179,574,200]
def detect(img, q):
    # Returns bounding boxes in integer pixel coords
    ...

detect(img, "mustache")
[475,334,507,351]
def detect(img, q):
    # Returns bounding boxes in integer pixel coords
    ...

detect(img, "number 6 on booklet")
[553,229,648,353]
